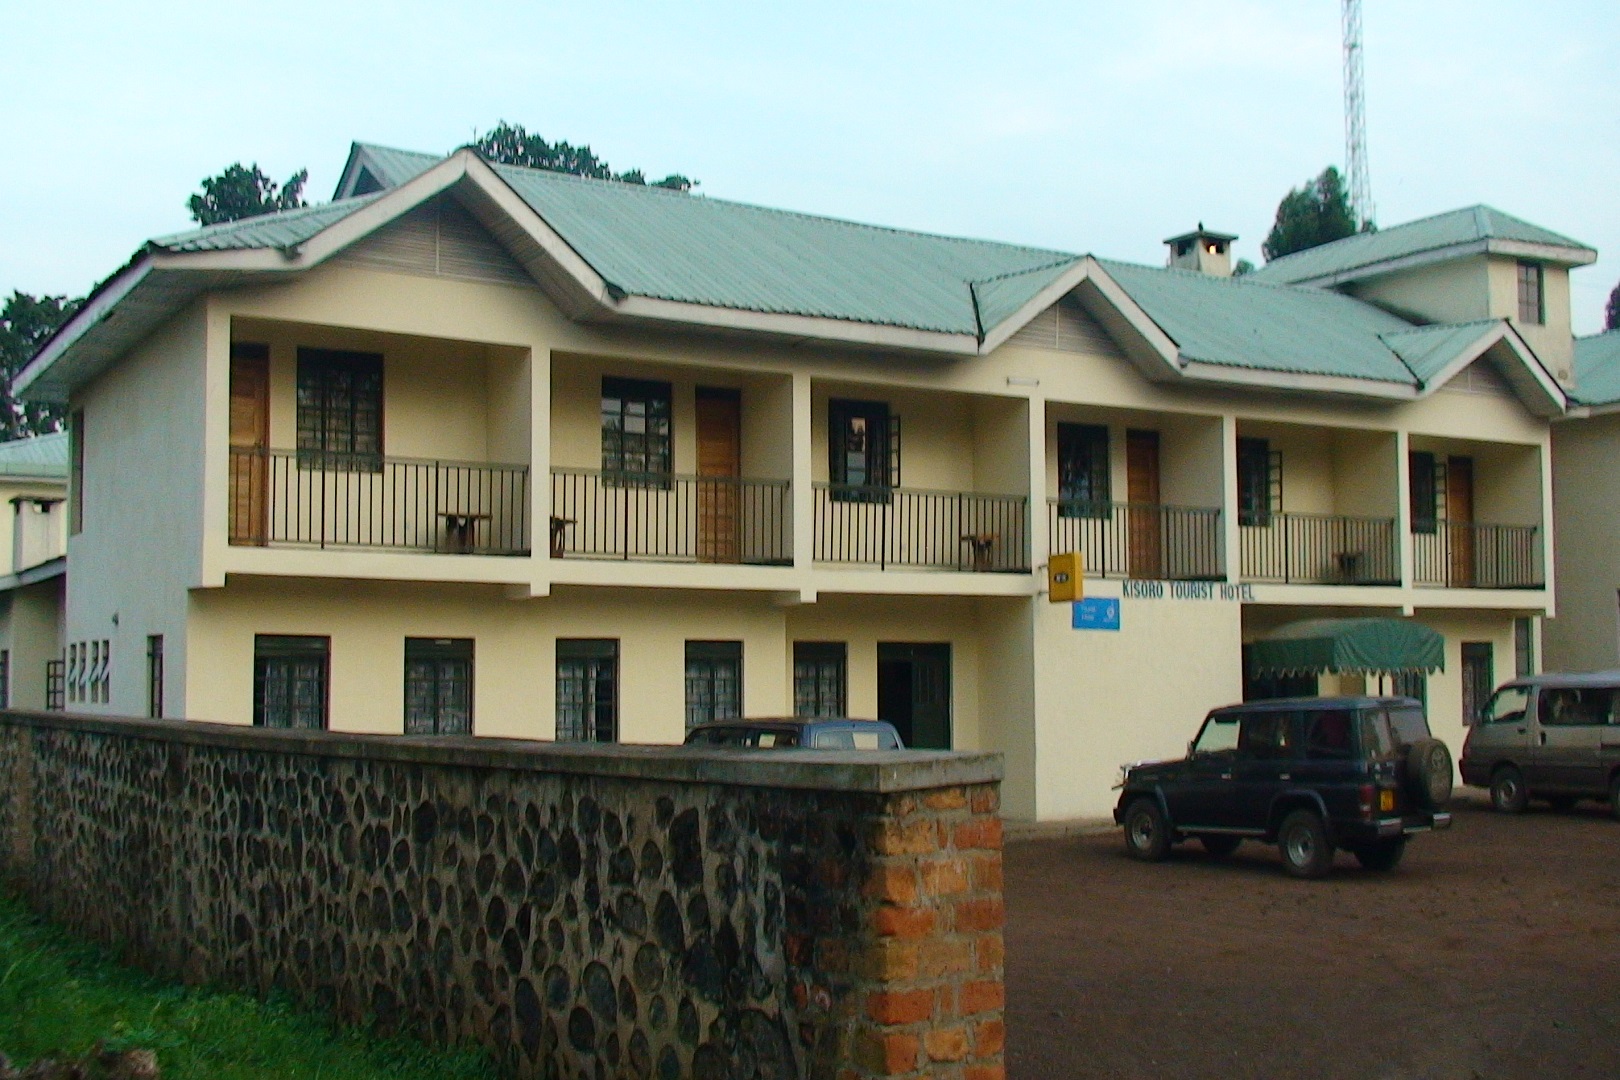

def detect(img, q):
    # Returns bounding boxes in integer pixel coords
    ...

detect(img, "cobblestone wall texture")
[0,714,1004,1080]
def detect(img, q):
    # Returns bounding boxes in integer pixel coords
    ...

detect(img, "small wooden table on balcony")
[960,532,997,573]
[438,512,490,554]
[549,516,576,559]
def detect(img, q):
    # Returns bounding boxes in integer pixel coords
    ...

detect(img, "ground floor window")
[147,635,164,719]
[1462,642,1494,728]
[793,642,847,718]
[685,641,742,730]
[254,635,329,730]
[1514,618,1534,678]
[405,637,473,735]
[557,639,618,742]
[45,658,63,710]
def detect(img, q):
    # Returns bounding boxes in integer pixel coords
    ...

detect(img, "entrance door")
[1126,430,1162,579]
[1447,456,1475,587]
[229,343,270,545]
[696,388,741,563]
[877,643,951,749]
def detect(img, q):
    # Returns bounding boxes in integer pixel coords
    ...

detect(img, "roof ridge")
[1259,205,1486,270]
[968,256,1084,287]
[1100,256,1395,301]
[151,193,381,247]
[1379,317,1503,338]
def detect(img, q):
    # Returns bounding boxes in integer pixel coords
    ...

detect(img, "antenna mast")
[1342,0,1372,225]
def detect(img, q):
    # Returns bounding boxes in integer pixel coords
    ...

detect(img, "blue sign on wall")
[1072,597,1121,631]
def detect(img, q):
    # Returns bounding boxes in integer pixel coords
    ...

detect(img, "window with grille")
[1516,262,1544,325]
[1514,618,1535,678]
[601,377,672,483]
[297,349,383,470]
[1408,451,1440,534]
[1391,671,1427,709]
[146,635,163,719]
[793,641,847,718]
[685,641,742,730]
[829,399,898,500]
[1237,438,1281,527]
[254,635,329,730]
[405,638,473,735]
[1057,423,1111,518]
[557,639,618,743]
[45,658,63,711]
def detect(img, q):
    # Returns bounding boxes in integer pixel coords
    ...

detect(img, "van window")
[1539,687,1617,727]
[1480,686,1529,726]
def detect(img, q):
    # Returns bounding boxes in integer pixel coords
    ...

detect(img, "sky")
[2,0,1616,332]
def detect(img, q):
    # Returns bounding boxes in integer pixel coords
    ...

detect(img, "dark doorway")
[877,643,951,749]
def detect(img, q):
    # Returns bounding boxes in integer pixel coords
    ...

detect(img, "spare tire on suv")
[1404,738,1454,809]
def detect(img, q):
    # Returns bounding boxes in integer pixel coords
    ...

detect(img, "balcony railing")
[1414,521,1543,588]
[1240,512,1398,585]
[550,467,791,564]
[814,484,1029,572]
[228,449,531,555]
[1048,500,1223,581]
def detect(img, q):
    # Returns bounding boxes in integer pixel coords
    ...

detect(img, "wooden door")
[229,344,270,545]
[1447,456,1475,586]
[878,642,952,750]
[696,388,741,562]
[1126,429,1162,579]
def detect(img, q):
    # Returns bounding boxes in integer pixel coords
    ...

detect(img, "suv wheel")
[1353,838,1407,872]
[1490,766,1529,814]
[1123,798,1171,862]
[1277,809,1334,879]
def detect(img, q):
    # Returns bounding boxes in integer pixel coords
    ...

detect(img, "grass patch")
[0,890,497,1078]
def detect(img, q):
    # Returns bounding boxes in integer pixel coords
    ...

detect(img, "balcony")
[1240,512,1398,586]
[550,467,791,564]
[228,449,531,555]
[814,484,1029,573]
[1414,522,1543,588]
[1048,500,1223,581]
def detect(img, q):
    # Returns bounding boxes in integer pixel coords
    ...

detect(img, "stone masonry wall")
[0,712,1004,1080]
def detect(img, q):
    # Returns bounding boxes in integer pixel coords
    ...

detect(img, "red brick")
[976,935,1005,973]
[955,897,1005,932]
[924,1025,970,1063]
[872,818,939,856]
[864,940,921,981]
[916,938,975,978]
[856,1031,921,1075]
[923,787,968,811]
[959,979,1005,1016]
[866,988,935,1025]
[874,904,935,939]
[974,1018,1006,1056]
[863,863,919,905]
[968,852,1003,892]
[953,816,1003,851]
[969,785,1001,814]
[966,1065,1006,1080]
[920,858,970,897]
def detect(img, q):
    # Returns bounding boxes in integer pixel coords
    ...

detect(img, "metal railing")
[1414,521,1543,588]
[1047,500,1223,580]
[1240,512,1398,585]
[814,484,1029,572]
[228,449,531,555]
[550,467,791,564]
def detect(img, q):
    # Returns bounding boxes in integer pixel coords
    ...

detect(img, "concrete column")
[1220,415,1240,583]
[531,346,553,597]
[791,371,815,582]
[1394,430,1414,589]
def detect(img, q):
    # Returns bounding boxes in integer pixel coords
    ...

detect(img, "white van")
[1459,671,1620,816]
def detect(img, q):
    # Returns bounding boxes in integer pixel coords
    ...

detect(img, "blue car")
[683,717,905,750]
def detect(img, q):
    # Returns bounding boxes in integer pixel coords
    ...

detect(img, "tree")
[0,292,76,438]
[1261,166,1365,261]
[1233,258,1256,277]
[187,163,309,226]
[472,122,695,192]
[1606,280,1620,331]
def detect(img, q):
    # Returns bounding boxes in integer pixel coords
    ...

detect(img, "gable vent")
[333,193,533,288]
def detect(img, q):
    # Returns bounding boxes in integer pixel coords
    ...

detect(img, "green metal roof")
[1098,259,1419,384]
[1377,320,1503,386]
[151,196,379,254]
[352,143,439,188]
[0,432,68,479]
[1573,330,1620,406]
[1250,206,1594,286]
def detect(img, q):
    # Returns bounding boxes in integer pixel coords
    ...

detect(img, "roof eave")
[1279,237,1598,288]
[1177,360,1415,400]
[1407,322,1566,417]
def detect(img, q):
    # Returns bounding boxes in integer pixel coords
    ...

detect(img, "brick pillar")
[847,782,1005,1080]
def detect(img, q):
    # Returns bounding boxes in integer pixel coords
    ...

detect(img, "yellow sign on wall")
[1048,551,1083,602]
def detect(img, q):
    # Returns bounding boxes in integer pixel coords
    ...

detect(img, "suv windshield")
[1192,715,1240,755]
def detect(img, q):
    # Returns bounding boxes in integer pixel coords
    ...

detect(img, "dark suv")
[1112,697,1454,878]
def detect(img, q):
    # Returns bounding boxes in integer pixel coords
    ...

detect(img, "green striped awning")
[1247,618,1445,677]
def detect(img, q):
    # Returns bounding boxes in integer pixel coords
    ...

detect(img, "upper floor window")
[1408,451,1439,534]
[829,399,898,498]
[297,349,383,470]
[1057,423,1110,518]
[601,377,672,481]
[1237,438,1280,527]
[1516,262,1544,325]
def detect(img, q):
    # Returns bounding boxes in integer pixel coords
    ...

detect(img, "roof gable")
[1572,330,1620,408]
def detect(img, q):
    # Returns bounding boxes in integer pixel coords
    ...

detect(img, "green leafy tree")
[0,292,76,438]
[1606,280,1620,331]
[1262,166,1366,261]
[472,122,695,192]
[187,163,309,226]
[1233,258,1256,277]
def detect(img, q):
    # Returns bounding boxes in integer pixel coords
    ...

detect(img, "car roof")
[686,717,898,731]
[1501,670,1620,690]
[1208,696,1422,717]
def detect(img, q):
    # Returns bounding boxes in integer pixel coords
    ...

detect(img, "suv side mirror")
[1187,740,1197,758]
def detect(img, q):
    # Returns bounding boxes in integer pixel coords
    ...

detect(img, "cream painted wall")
[0,576,64,710]
[1330,431,1399,518]
[1487,257,1574,381]
[68,301,207,719]
[974,597,1039,819]
[1545,415,1620,672]
[810,383,974,491]
[0,482,67,574]
[1350,256,1492,325]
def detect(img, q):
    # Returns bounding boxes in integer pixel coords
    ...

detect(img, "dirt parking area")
[1003,794,1620,1079]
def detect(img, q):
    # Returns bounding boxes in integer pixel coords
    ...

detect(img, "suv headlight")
[1113,763,1131,790]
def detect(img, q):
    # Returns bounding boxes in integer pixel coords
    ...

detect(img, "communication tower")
[1342,0,1373,225]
